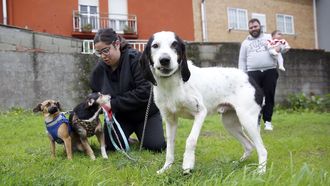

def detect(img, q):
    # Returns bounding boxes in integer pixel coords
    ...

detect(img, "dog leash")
[139,85,153,151]
[103,107,137,161]
[104,109,130,151]
[61,109,135,161]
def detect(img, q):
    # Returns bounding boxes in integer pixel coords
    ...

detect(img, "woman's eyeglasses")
[94,40,118,57]
[94,47,111,57]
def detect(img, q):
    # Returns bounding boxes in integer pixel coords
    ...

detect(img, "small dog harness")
[45,113,71,144]
[71,115,100,137]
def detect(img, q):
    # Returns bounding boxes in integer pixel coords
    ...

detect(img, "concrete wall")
[0,25,329,111]
[186,42,330,103]
[0,25,94,111]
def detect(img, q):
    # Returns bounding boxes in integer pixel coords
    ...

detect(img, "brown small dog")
[33,100,73,160]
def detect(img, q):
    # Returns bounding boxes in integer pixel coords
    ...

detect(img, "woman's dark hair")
[93,28,131,50]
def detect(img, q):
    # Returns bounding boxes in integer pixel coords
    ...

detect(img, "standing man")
[238,18,279,131]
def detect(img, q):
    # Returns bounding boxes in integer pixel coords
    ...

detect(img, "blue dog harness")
[45,113,71,144]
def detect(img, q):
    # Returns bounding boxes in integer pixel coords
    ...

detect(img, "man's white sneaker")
[264,122,273,131]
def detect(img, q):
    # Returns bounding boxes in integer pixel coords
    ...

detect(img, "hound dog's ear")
[175,34,191,82]
[33,103,42,113]
[55,102,62,111]
[139,36,157,86]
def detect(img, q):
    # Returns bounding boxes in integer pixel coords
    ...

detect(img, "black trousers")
[248,69,279,123]
[104,112,166,152]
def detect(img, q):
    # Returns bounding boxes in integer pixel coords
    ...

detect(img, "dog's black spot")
[139,35,157,85]
[174,34,190,82]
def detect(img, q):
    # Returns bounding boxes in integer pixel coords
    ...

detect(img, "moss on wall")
[73,54,98,103]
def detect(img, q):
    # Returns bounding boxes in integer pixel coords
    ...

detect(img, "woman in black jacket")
[90,28,165,152]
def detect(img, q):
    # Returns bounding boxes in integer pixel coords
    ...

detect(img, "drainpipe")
[201,0,208,42]
[313,0,318,49]
[2,0,7,25]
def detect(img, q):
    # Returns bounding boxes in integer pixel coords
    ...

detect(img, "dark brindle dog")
[69,92,111,160]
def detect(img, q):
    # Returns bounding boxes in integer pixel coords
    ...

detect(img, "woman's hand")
[99,94,112,111]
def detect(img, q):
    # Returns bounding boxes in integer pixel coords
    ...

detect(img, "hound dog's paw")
[183,169,193,175]
[157,163,173,174]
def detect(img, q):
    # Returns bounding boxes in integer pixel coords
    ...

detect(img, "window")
[79,0,99,31]
[80,5,98,30]
[276,14,294,34]
[252,13,267,32]
[109,0,128,33]
[227,8,248,30]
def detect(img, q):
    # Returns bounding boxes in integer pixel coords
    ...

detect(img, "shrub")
[281,93,330,112]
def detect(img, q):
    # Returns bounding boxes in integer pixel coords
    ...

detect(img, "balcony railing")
[81,39,147,54]
[73,10,137,35]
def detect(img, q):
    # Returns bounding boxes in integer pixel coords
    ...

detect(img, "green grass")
[0,109,329,185]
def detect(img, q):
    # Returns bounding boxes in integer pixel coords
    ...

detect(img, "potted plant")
[123,25,135,34]
[82,23,92,32]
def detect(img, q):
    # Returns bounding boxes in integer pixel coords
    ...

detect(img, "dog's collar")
[45,113,69,127]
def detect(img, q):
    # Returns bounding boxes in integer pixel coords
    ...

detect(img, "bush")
[281,93,330,112]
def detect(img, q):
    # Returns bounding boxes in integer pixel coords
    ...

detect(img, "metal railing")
[81,40,95,54]
[73,10,137,34]
[128,40,148,52]
[81,40,147,54]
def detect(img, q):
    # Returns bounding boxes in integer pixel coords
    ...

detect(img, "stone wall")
[0,25,94,111]
[0,25,329,111]
[186,42,330,103]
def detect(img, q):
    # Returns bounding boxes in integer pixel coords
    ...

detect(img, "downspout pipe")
[2,0,7,25]
[313,0,318,49]
[201,0,208,42]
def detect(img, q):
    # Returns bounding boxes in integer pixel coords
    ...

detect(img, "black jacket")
[90,48,159,122]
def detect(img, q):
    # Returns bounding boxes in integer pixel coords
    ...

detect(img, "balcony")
[72,10,138,39]
[81,39,147,54]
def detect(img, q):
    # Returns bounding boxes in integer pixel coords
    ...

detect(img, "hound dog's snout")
[159,54,171,66]
[48,106,58,114]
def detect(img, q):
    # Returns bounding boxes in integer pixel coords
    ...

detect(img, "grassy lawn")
[0,109,329,185]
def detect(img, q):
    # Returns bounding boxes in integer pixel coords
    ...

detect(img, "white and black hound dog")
[139,31,267,174]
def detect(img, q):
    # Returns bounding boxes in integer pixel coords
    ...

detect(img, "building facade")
[1,0,327,50]
[315,0,330,51]
[0,0,195,41]
[192,0,317,49]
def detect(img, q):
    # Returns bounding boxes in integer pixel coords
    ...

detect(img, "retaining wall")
[0,25,329,111]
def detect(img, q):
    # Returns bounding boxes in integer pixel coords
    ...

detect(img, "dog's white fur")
[140,31,267,174]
